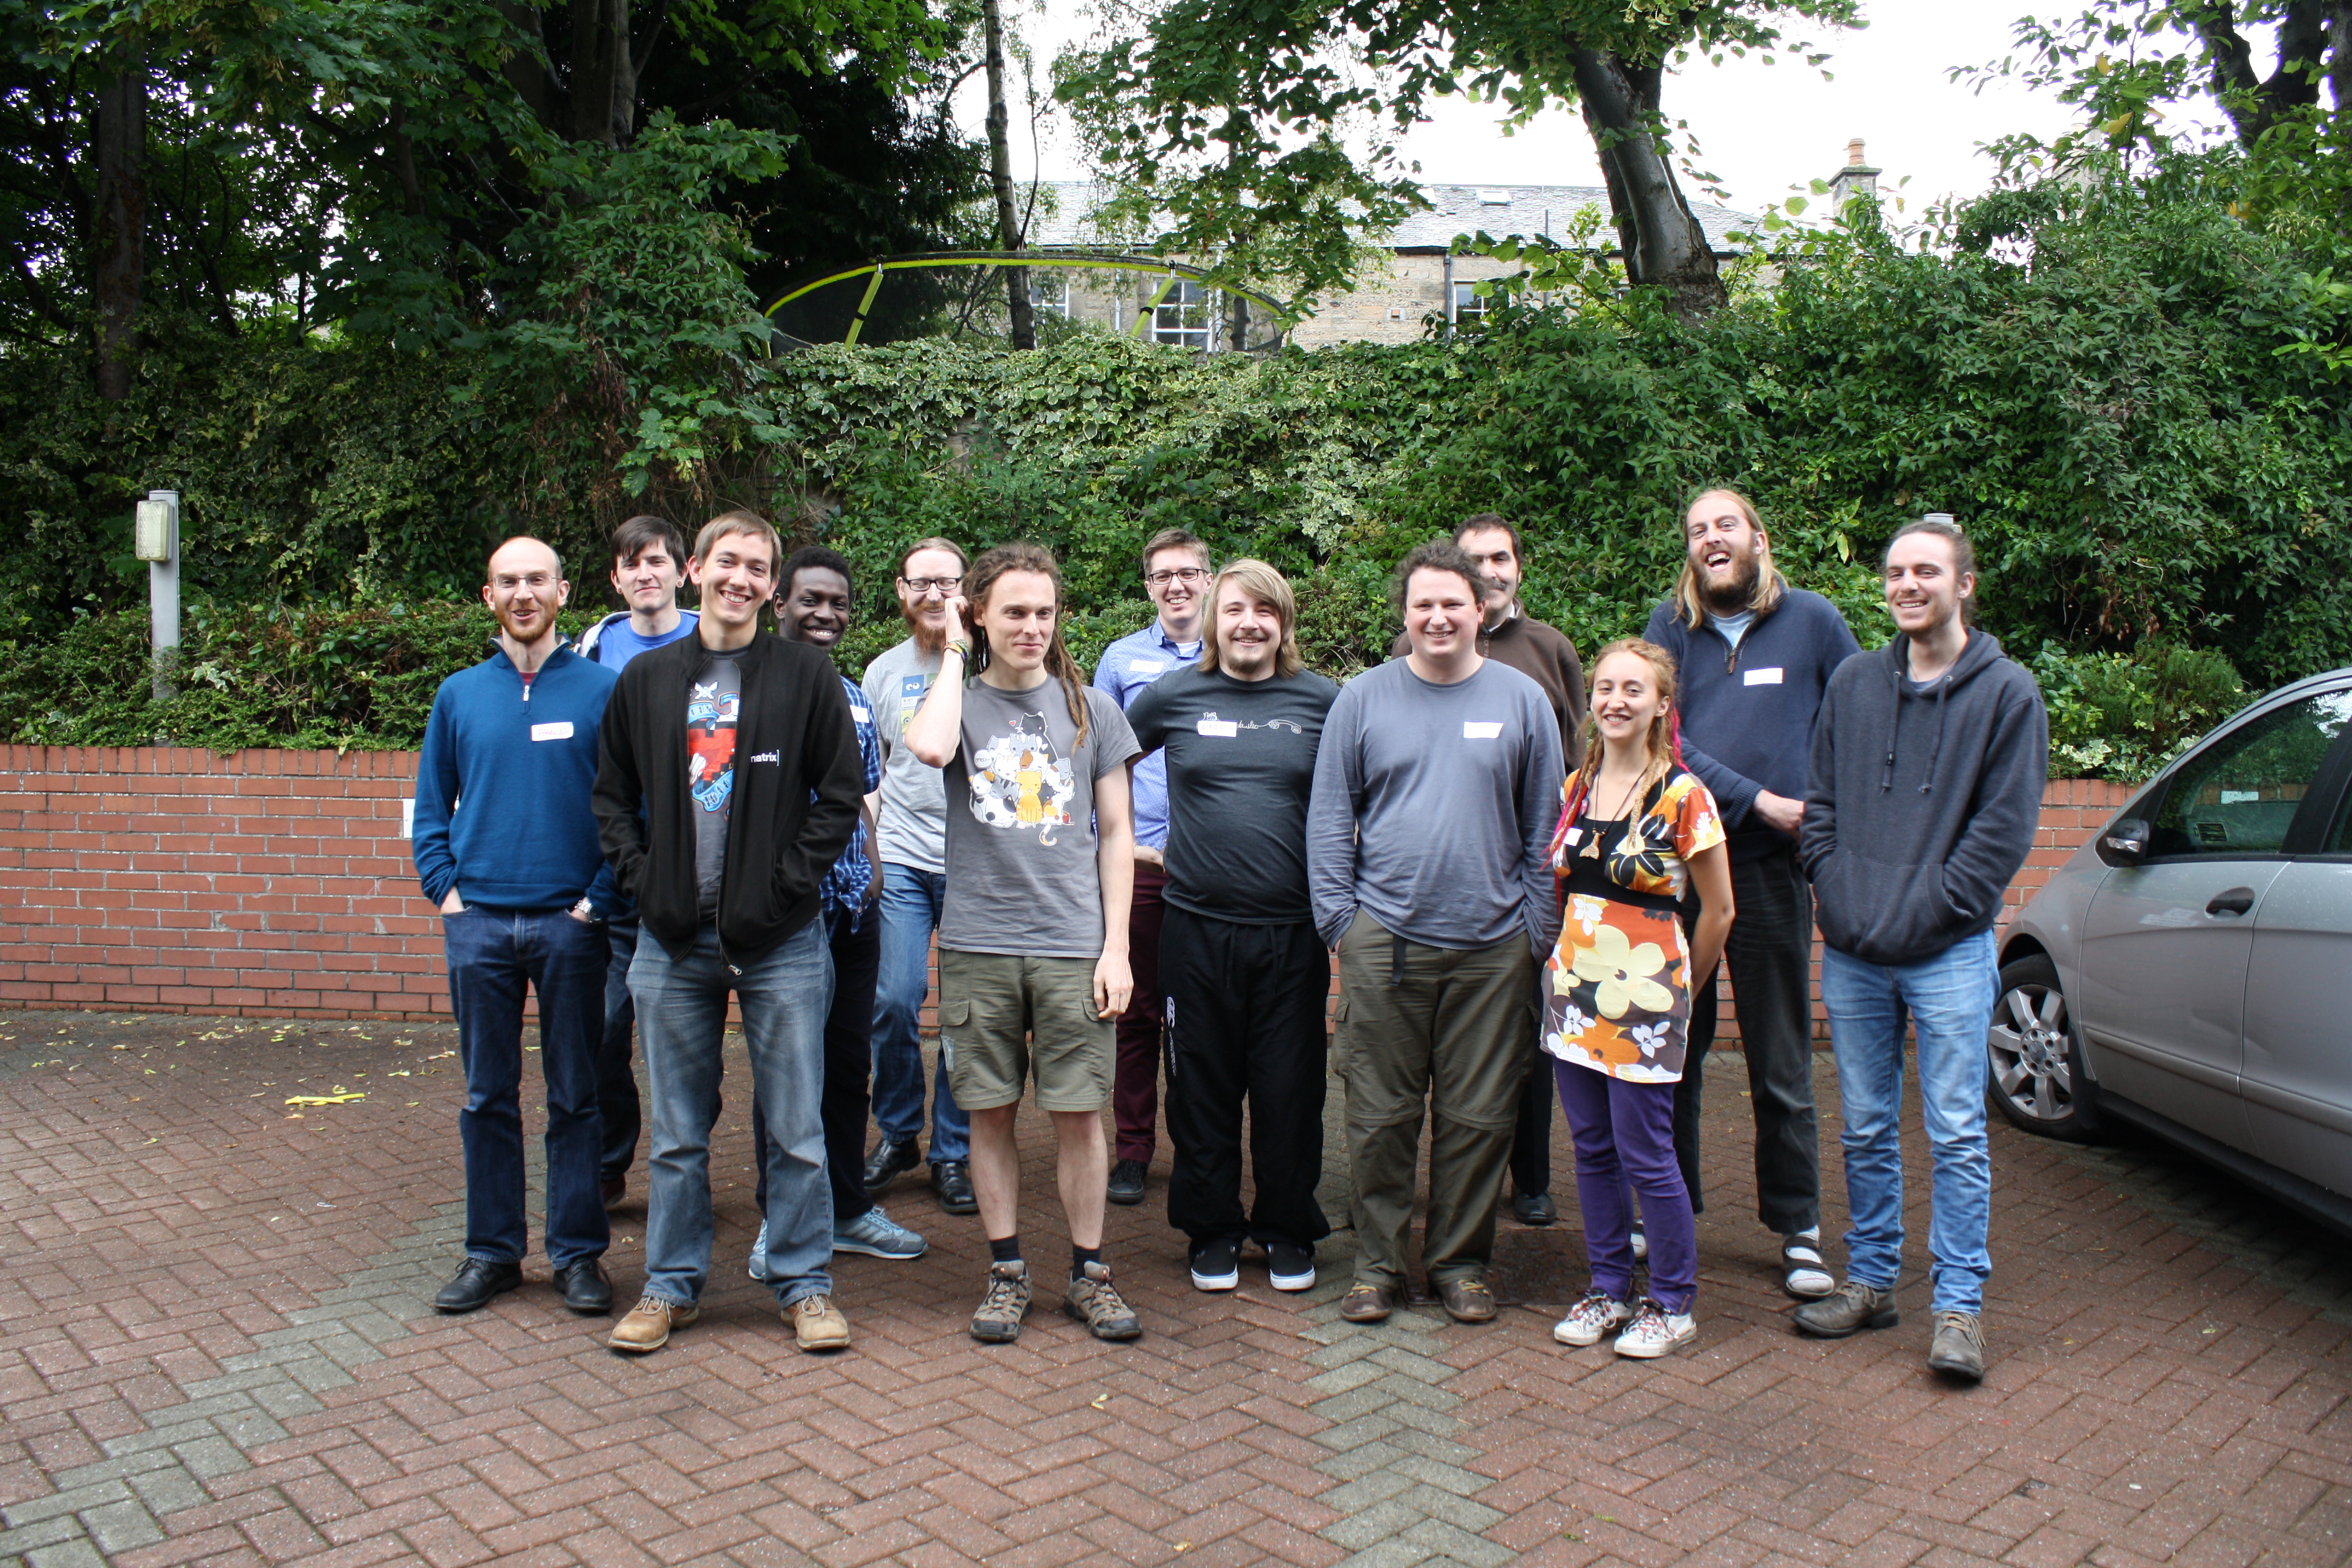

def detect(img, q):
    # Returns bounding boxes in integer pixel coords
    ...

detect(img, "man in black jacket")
[593,511,864,1356]
[1794,515,2047,1384]
[1642,488,1859,1299]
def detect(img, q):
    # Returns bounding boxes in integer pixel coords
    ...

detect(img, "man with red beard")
[1642,488,1860,1301]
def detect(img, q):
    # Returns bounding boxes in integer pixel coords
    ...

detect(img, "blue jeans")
[1820,929,1999,1315]
[595,917,642,1184]
[631,920,834,1308]
[443,907,609,1269]
[870,866,968,1163]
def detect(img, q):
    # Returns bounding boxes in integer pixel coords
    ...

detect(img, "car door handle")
[2206,887,2256,916]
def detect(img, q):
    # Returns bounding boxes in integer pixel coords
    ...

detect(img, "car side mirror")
[2097,817,2152,867]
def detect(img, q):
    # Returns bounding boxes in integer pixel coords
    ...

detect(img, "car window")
[2150,690,2352,858]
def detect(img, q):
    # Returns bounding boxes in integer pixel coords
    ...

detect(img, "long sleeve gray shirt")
[1307,658,1565,955]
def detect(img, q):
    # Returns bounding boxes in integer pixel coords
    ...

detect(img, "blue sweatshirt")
[413,642,621,912]
[1642,587,1861,863]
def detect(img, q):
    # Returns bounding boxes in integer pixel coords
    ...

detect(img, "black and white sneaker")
[1189,1236,1241,1292]
[1267,1241,1316,1293]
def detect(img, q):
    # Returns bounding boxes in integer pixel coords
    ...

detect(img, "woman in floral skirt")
[1544,638,1733,1357]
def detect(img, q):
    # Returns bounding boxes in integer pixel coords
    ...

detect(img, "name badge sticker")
[1128,658,1164,675]
[1743,667,1785,686]
[849,705,872,722]
[1463,721,1504,739]
[1196,719,1238,737]
[1563,827,1583,846]
[530,720,575,742]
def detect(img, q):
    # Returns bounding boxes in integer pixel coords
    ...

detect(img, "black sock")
[1072,1244,1102,1281]
[988,1234,1022,1266]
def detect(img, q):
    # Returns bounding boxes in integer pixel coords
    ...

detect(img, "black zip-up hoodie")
[1798,630,2048,966]
[593,630,862,968]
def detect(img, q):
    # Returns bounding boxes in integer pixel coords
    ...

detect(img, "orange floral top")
[1542,771,1725,1083]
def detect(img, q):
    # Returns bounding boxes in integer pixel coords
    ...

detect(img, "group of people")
[410,488,2046,1383]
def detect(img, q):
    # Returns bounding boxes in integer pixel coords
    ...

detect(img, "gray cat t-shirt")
[940,679,1140,958]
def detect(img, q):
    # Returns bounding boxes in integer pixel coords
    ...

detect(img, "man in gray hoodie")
[1793,515,2047,1384]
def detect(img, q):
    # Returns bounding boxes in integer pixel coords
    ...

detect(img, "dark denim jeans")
[443,906,610,1269]
[869,865,967,1163]
[632,920,834,1307]
[595,916,643,1186]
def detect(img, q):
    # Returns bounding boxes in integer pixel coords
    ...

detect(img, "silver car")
[1990,669,2352,1235]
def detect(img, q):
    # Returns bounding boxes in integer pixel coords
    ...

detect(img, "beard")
[1698,551,1761,615]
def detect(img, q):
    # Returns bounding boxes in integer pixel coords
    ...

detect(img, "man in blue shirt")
[575,516,700,1210]
[412,536,619,1318]
[1091,527,1209,1206]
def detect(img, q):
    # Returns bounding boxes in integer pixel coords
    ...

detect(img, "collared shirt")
[817,673,884,923]
[1091,621,1203,851]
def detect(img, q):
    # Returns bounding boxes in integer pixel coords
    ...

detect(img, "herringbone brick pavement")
[0,1010,2346,1567]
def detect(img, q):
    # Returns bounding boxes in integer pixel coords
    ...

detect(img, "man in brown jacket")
[1390,512,1583,1226]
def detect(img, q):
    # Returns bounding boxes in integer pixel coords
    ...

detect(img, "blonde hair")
[694,510,783,577]
[967,542,1091,747]
[1199,559,1304,680]
[1674,486,1788,629]
[1552,638,1686,857]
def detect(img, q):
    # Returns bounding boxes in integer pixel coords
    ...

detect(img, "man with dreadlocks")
[904,543,1148,1344]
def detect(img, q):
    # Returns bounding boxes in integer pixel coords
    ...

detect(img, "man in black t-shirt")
[1126,560,1340,1296]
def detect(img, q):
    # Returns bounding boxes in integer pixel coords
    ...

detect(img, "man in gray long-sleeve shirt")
[1307,540,1564,1326]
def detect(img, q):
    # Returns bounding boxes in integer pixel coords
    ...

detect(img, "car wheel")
[1986,953,2100,1141]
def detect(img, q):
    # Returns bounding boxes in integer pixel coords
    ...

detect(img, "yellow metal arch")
[766,251,1295,349]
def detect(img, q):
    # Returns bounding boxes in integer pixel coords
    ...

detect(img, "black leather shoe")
[862,1136,921,1197]
[932,1160,977,1215]
[1511,1191,1557,1226]
[1106,1158,1148,1206]
[554,1258,613,1316]
[434,1257,523,1314]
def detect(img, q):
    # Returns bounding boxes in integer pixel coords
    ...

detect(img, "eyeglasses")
[1145,567,1209,587]
[899,575,962,594]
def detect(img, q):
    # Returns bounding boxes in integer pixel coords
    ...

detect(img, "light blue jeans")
[869,865,968,1163]
[1819,929,1998,1315]
[631,920,833,1308]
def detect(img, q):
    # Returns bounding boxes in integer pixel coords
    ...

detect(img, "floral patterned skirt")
[1542,890,1693,1084]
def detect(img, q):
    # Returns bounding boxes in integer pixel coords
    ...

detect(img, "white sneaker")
[1552,1288,1635,1347]
[1613,1299,1696,1359]
[748,1220,771,1282]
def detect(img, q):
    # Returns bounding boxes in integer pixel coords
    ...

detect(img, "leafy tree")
[1056,0,1856,319]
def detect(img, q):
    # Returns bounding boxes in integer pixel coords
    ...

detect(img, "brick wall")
[0,746,2137,1026]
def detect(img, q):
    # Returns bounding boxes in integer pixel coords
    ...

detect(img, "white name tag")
[849,705,871,722]
[1128,658,1164,675]
[1743,667,1785,686]
[1463,722,1503,739]
[1563,827,1583,846]
[1196,719,1238,737]
[530,721,575,742]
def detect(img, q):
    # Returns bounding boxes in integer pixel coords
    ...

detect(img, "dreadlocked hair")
[966,541,1091,748]
[1550,638,1687,863]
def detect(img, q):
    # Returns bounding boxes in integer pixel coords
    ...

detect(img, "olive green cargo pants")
[1333,910,1540,1291]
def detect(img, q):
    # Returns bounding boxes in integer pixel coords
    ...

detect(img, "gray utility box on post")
[135,490,180,701]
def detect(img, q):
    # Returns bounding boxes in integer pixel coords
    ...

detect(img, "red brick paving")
[1,1009,2348,1567]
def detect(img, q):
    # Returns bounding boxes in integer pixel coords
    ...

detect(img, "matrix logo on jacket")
[967,712,1074,843]
[687,679,739,814]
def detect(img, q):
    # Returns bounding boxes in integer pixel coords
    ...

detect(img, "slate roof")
[1021,180,1754,255]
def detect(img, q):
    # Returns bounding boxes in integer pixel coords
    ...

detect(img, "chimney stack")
[1829,137,1881,214]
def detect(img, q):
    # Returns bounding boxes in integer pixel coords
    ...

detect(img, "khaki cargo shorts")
[937,949,1114,1113]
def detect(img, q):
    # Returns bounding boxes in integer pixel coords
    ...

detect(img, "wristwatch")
[571,897,596,920]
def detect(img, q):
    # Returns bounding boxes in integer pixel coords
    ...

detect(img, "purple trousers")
[1555,1058,1696,1314]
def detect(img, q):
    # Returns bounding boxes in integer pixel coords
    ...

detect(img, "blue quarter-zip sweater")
[413,641,621,911]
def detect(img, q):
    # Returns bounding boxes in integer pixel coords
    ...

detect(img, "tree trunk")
[1567,45,1725,319]
[2183,0,2327,145]
[568,0,627,146]
[93,50,146,400]
[496,2,556,130]
[982,0,1034,350]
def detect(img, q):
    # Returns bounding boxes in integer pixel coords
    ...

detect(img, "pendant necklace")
[1581,772,1642,860]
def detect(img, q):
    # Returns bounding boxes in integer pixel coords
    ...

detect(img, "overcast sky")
[957,4,2247,222]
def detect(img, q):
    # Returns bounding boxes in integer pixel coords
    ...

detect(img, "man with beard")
[1641,488,1860,1300]
[1393,514,1584,1227]
[412,536,619,1318]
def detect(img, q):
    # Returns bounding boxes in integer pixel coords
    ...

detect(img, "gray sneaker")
[1791,1279,1898,1339]
[834,1206,927,1260]
[1927,1310,1985,1383]
[1063,1261,1143,1341]
[970,1261,1032,1344]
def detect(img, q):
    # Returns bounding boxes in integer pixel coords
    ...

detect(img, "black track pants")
[1160,906,1333,1247]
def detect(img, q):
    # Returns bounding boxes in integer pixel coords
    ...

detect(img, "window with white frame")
[1451,281,1492,325]
[1151,279,1211,350]
[1029,272,1069,317]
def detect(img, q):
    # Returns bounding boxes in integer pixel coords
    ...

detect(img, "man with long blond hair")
[1641,486,1860,1301]
[1126,560,1340,1294]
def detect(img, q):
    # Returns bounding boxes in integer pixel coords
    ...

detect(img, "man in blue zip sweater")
[1643,488,1859,1301]
[413,536,619,1318]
